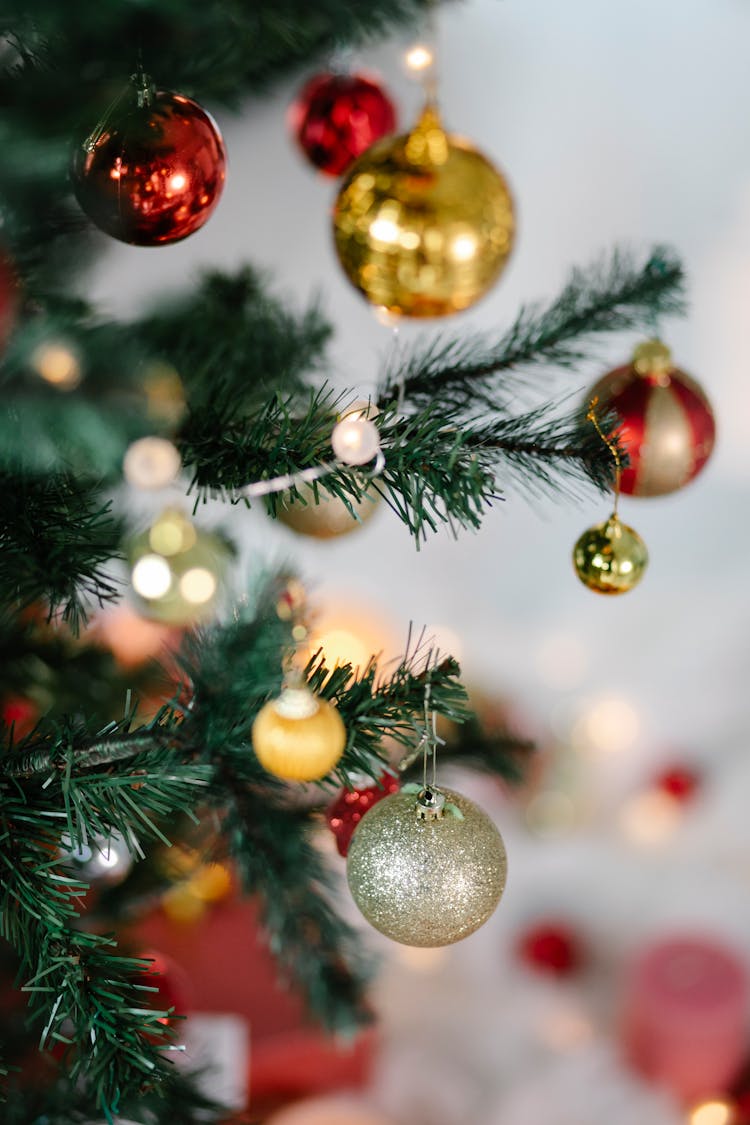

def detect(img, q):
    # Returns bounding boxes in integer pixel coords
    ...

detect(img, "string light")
[331,414,381,466]
[31,340,82,390]
[405,43,435,73]
[148,509,196,556]
[123,436,182,489]
[619,789,682,846]
[572,696,640,755]
[132,554,172,599]
[178,566,217,606]
[689,1099,734,1125]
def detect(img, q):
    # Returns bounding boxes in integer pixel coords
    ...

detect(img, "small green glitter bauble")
[346,786,507,947]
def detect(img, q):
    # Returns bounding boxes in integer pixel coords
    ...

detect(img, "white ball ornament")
[331,416,381,466]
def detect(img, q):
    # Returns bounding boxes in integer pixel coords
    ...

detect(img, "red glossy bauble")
[325,774,400,857]
[589,340,715,497]
[72,82,226,245]
[289,72,396,177]
[517,920,583,977]
[132,949,191,1029]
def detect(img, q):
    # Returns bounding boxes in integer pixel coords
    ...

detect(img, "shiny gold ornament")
[128,508,228,624]
[252,684,347,781]
[346,785,507,946]
[332,103,515,317]
[276,483,381,539]
[573,513,648,595]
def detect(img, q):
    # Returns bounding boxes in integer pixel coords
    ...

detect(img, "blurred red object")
[326,775,400,857]
[654,765,701,803]
[130,896,375,1115]
[289,72,396,177]
[623,936,748,1103]
[131,949,192,1028]
[517,920,583,976]
[2,697,38,739]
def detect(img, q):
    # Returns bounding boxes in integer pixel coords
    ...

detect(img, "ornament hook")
[587,396,622,516]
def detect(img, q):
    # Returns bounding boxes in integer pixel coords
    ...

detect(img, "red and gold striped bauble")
[589,340,715,497]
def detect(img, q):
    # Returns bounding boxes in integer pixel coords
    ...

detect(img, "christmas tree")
[0,2,700,1123]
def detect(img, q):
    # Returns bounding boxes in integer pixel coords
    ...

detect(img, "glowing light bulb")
[373,306,400,328]
[168,172,187,191]
[123,436,182,490]
[179,566,217,606]
[689,1099,734,1125]
[619,789,682,846]
[331,416,381,466]
[405,44,435,73]
[132,554,172,599]
[148,510,196,556]
[573,696,640,754]
[31,341,82,390]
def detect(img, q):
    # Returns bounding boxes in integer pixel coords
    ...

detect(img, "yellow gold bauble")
[573,513,648,595]
[252,685,347,781]
[346,785,507,947]
[332,103,515,317]
[275,483,381,539]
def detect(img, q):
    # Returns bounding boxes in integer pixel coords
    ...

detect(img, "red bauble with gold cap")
[589,340,715,497]
[72,74,226,246]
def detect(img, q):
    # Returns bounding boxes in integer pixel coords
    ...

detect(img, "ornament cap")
[131,66,156,108]
[273,684,320,720]
[415,785,446,821]
[405,102,449,166]
[633,338,673,382]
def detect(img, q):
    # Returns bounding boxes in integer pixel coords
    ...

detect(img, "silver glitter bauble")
[346,786,507,947]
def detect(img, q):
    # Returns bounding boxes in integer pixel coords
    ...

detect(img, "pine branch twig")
[379,245,685,411]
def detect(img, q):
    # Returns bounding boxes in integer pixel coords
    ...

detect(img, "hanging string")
[420,654,445,792]
[405,0,440,108]
[587,396,622,516]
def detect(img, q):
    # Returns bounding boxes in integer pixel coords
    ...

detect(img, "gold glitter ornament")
[276,483,381,539]
[573,513,648,595]
[252,683,347,781]
[332,103,515,317]
[347,785,507,946]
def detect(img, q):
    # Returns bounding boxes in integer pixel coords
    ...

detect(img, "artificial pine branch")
[0,798,180,1116]
[137,267,333,412]
[0,582,529,1051]
[379,245,686,411]
[0,0,435,112]
[0,473,123,628]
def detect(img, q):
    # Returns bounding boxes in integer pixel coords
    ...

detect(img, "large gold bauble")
[332,104,515,317]
[252,686,347,781]
[346,786,507,947]
[573,513,648,595]
[275,483,382,539]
